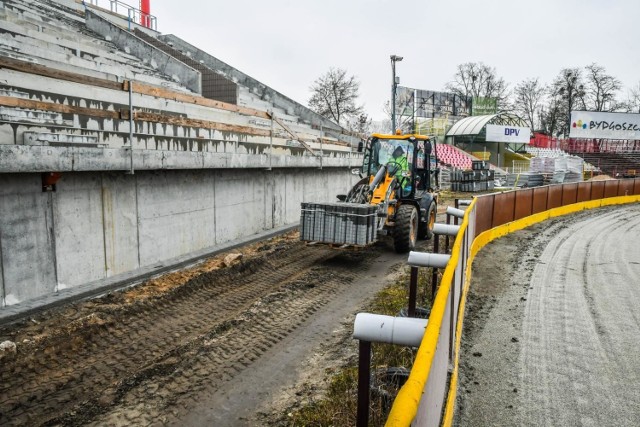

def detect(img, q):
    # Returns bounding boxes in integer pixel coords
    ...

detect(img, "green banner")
[472,97,497,116]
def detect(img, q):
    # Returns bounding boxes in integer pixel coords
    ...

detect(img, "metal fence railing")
[385,177,640,426]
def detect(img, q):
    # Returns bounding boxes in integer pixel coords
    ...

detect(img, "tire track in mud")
[0,240,380,426]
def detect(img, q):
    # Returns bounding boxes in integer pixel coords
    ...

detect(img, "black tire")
[418,201,437,240]
[394,204,418,253]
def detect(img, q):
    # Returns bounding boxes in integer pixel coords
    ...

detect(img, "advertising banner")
[486,124,531,143]
[569,111,640,140]
[472,97,497,116]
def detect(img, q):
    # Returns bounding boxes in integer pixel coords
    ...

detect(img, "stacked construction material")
[505,172,545,187]
[300,202,378,246]
[449,161,495,192]
[530,156,583,184]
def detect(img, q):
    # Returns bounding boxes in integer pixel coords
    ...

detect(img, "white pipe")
[446,206,465,218]
[433,223,460,237]
[407,251,451,269]
[457,199,473,207]
[353,313,428,347]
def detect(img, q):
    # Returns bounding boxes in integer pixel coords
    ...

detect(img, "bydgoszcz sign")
[569,111,640,140]
[485,124,531,143]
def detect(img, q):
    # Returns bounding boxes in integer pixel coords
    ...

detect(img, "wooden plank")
[0,95,120,119]
[0,56,122,90]
[134,111,271,137]
[0,97,270,138]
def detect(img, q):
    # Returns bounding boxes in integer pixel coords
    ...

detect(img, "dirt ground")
[455,203,640,426]
[0,227,433,426]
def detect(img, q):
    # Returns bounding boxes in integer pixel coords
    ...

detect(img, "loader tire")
[394,204,418,253]
[418,201,437,240]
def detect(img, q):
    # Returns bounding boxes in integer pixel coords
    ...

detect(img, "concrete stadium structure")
[0,0,362,309]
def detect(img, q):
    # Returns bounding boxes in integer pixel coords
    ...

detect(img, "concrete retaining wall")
[0,167,358,307]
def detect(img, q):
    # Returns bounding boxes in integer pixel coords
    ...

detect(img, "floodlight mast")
[391,55,403,133]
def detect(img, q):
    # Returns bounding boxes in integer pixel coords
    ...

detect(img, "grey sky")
[143,0,639,121]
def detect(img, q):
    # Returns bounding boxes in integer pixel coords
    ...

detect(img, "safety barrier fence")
[385,177,640,427]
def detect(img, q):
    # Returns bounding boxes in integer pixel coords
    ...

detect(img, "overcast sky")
[135,0,639,121]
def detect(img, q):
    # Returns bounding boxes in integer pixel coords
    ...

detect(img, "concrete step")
[0,106,71,125]
[23,131,105,147]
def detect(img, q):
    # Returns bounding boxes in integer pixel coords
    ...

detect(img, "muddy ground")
[0,228,431,426]
[455,203,640,426]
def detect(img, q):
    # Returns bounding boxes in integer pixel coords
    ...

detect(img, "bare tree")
[445,62,510,109]
[513,78,547,130]
[623,82,640,113]
[343,113,372,136]
[548,67,586,136]
[540,97,564,137]
[583,63,621,112]
[308,68,363,126]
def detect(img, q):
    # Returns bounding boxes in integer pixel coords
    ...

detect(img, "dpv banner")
[570,111,640,140]
[485,124,531,143]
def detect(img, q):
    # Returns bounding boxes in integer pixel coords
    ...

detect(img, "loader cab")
[362,133,437,198]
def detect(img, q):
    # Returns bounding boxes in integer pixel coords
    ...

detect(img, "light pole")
[391,55,403,133]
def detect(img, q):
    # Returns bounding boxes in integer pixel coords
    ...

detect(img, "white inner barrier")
[407,251,451,269]
[433,223,460,237]
[353,313,428,347]
[446,206,466,218]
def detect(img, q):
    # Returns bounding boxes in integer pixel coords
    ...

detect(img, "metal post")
[128,82,135,174]
[445,213,451,252]
[357,340,372,427]
[449,272,456,361]
[268,113,273,171]
[0,229,5,308]
[408,266,418,317]
[319,125,323,170]
[432,233,440,301]
[390,55,403,133]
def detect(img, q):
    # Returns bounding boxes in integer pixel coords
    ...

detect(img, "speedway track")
[456,204,640,426]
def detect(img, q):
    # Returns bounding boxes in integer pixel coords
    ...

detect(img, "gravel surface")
[455,203,640,426]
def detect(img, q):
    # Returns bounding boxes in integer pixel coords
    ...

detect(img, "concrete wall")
[0,167,357,306]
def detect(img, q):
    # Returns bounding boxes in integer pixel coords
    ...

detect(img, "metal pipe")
[446,206,465,218]
[357,340,371,427]
[128,82,135,174]
[408,266,418,317]
[353,313,428,347]
[407,251,451,269]
[433,223,460,237]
